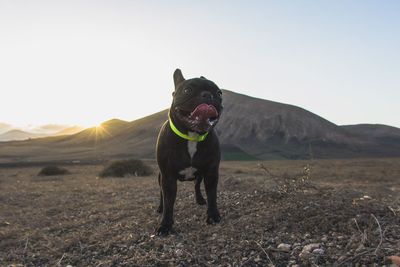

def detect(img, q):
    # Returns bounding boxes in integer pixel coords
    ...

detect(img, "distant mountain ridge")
[0,90,399,163]
[0,125,84,142]
[0,129,45,142]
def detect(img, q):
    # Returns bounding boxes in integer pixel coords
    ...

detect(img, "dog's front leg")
[156,174,177,236]
[204,168,221,224]
[195,175,206,205]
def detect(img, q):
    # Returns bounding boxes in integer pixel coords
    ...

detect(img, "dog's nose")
[201,91,213,101]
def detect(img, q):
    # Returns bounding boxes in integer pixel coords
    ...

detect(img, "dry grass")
[99,159,153,178]
[0,158,399,266]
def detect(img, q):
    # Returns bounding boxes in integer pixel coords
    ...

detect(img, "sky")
[0,0,399,129]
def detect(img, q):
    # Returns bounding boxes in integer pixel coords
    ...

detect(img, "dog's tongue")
[190,104,218,121]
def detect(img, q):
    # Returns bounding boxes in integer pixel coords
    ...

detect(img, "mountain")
[0,123,13,134]
[0,129,46,142]
[341,124,400,150]
[0,125,85,142]
[342,124,400,140]
[0,90,399,163]
[53,126,85,136]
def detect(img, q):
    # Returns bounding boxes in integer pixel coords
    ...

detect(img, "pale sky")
[1,0,399,128]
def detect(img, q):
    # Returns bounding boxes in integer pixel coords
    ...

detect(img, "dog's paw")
[196,196,207,206]
[156,205,163,213]
[155,224,172,236]
[206,208,221,224]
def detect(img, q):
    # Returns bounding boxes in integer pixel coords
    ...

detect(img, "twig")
[336,249,371,266]
[240,256,254,267]
[258,164,277,178]
[370,213,383,254]
[23,237,29,254]
[388,206,397,216]
[353,218,362,234]
[57,253,65,266]
[255,241,274,266]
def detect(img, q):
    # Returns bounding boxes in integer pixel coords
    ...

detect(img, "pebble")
[293,242,302,247]
[277,243,291,252]
[312,248,325,255]
[302,243,320,253]
[211,254,218,260]
[175,249,183,257]
[299,251,311,259]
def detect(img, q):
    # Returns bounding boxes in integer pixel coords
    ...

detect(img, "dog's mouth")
[175,103,219,132]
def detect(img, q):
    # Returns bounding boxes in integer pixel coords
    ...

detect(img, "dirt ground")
[1,158,399,266]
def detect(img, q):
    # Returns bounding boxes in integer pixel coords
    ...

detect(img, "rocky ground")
[0,158,400,266]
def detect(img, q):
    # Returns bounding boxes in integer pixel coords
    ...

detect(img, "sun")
[86,124,112,146]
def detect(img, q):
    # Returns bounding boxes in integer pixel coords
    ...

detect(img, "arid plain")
[1,158,399,266]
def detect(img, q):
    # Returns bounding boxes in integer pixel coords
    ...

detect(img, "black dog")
[155,69,223,235]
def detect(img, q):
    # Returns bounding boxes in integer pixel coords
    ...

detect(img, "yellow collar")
[169,116,209,142]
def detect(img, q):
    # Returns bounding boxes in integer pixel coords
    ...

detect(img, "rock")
[175,249,183,257]
[299,251,311,259]
[210,254,218,260]
[293,242,302,247]
[312,248,324,255]
[302,243,320,253]
[277,243,291,252]
[321,236,328,242]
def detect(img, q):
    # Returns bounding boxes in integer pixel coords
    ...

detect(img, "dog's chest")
[178,132,198,180]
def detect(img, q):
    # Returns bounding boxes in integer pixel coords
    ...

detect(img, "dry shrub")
[100,159,153,178]
[259,163,313,194]
[38,166,70,176]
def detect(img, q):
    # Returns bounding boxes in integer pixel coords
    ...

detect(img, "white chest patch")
[187,132,198,159]
[178,132,199,180]
[179,166,197,180]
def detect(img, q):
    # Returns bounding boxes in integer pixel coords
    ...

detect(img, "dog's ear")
[200,76,206,79]
[173,69,185,87]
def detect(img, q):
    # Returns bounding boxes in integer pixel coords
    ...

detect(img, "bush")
[99,159,153,178]
[38,166,70,176]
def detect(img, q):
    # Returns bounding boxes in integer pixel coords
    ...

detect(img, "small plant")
[38,166,70,176]
[259,163,313,194]
[99,159,153,178]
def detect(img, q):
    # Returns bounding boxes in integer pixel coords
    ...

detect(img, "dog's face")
[170,69,223,133]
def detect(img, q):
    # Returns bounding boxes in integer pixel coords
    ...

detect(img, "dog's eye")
[184,88,192,94]
[217,90,222,97]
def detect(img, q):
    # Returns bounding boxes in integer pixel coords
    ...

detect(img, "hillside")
[0,129,45,142]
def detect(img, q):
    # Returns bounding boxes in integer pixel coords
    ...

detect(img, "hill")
[0,129,45,142]
[53,126,85,136]
[0,90,399,163]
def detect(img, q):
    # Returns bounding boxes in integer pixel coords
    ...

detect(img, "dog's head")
[170,69,223,134]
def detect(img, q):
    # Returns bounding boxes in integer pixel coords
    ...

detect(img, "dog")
[155,69,223,235]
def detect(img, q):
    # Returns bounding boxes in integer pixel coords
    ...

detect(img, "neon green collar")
[169,116,209,142]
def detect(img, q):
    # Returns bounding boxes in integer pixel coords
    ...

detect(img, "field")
[1,158,400,266]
